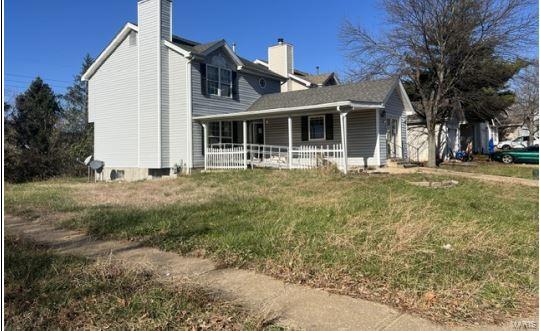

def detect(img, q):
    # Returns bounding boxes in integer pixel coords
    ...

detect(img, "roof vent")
[277,38,284,45]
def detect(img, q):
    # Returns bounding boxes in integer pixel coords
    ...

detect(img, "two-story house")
[83,0,413,180]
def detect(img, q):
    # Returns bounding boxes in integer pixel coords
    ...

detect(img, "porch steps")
[387,158,420,169]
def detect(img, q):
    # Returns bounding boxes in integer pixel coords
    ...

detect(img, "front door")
[251,122,264,145]
[386,118,398,158]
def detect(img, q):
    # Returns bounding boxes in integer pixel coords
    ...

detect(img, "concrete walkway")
[384,167,538,187]
[5,215,528,331]
[418,168,538,187]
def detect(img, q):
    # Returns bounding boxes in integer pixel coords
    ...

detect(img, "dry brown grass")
[71,179,219,208]
[5,236,279,330]
[5,170,538,326]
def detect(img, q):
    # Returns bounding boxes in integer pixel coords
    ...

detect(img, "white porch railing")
[291,144,344,170]
[205,143,345,172]
[206,145,245,169]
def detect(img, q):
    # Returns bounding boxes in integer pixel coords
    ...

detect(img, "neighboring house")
[496,108,539,143]
[407,111,500,162]
[83,0,413,180]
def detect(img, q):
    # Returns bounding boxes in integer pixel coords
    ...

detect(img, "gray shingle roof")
[171,36,222,55]
[248,78,397,112]
[192,39,223,54]
[171,35,283,79]
[302,73,334,85]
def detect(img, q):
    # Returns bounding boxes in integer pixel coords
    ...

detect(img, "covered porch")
[194,101,385,174]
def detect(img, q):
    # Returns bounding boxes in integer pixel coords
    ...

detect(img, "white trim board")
[164,40,192,57]
[193,101,384,121]
[288,73,314,87]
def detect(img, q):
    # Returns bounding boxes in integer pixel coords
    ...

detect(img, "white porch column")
[340,111,348,174]
[243,120,248,169]
[288,116,293,169]
[202,123,208,171]
[375,108,381,166]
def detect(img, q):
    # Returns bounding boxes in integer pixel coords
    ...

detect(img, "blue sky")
[5,0,384,100]
[5,0,537,102]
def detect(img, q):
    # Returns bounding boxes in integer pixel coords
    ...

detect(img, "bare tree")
[340,0,537,166]
[512,61,539,145]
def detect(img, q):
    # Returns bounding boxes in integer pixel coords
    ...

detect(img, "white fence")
[205,143,345,172]
[291,144,344,170]
[248,144,290,169]
[206,146,245,169]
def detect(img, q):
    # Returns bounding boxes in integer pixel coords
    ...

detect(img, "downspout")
[157,0,162,168]
[186,60,193,173]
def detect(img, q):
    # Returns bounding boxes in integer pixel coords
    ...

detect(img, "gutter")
[237,65,288,82]
[193,101,384,122]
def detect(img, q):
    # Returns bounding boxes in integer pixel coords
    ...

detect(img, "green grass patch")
[4,236,276,330]
[440,162,538,179]
[5,169,538,325]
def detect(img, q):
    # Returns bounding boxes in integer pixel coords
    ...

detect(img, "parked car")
[497,136,539,150]
[491,145,539,164]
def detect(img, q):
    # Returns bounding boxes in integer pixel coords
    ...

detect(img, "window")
[309,116,325,140]
[221,121,232,144]
[208,121,234,147]
[220,68,232,97]
[206,64,232,97]
[209,122,220,146]
[207,65,219,96]
[259,78,266,88]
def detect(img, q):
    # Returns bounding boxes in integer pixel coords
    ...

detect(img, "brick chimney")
[137,0,172,168]
[268,38,294,92]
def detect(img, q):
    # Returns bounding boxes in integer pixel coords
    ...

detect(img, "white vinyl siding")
[162,48,189,168]
[138,0,160,167]
[191,48,281,168]
[383,88,408,161]
[88,32,139,168]
[138,0,171,168]
[264,111,379,167]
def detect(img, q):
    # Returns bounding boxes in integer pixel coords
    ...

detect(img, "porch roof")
[193,100,383,122]
[250,78,396,112]
[194,78,397,122]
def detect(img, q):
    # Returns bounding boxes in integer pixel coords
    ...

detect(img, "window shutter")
[233,121,241,143]
[301,116,308,141]
[325,114,334,140]
[232,71,239,100]
[200,63,207,95]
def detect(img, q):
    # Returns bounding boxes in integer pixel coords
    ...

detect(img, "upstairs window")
[220,68,232,97]
[206,64,232,98]
[207,65,219,96]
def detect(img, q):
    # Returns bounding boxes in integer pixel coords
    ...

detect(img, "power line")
[5,82,70,89]
[5,79,70,88]
[5,73,73,84]
[4,84,69,91]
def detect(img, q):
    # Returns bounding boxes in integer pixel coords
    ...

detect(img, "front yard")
[5,169,538,325]
[5,236,272,330]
